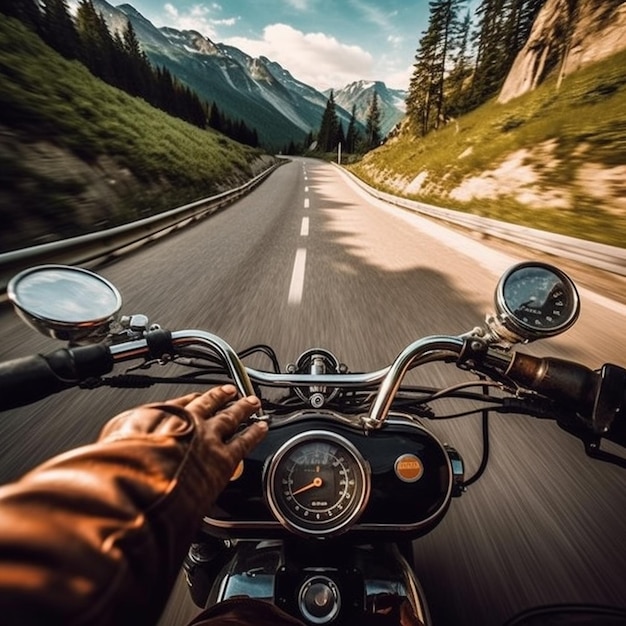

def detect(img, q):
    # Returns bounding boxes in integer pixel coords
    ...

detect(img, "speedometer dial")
[495,262,580,342]
[264,431,370,537]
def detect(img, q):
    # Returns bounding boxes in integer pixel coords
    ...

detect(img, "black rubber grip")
[505,353,598,417]
[0,344,114,411]
[505,354,626,446]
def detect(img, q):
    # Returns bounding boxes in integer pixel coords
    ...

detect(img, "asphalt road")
[1,158,625,626]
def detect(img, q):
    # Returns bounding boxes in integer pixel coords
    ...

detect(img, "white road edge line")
[288,248,307,305]
[301,217,309,236]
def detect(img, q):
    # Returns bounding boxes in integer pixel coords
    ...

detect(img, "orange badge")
[394,454,423,483]
[230,460,244,482]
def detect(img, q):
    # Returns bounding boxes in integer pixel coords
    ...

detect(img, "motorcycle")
[1,261,626,626]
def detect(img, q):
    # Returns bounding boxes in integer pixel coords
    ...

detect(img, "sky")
[122,0,437,91]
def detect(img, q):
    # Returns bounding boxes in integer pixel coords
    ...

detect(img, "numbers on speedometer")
[264,431,370,537]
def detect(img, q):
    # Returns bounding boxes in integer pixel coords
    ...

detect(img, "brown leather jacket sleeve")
[0,404,222,626]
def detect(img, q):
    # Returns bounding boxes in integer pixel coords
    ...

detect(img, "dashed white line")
[288,248,307,305]
[304,198,310,209]
[305,186,309,193]
[300,217,309,236]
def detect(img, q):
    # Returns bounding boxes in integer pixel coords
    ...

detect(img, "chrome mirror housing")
[7,265,122,343]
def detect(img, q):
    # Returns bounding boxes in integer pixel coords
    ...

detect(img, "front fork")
[184,538,432,625]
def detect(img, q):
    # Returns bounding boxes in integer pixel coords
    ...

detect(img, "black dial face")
[265,432,370,536]
[498,263,579,338]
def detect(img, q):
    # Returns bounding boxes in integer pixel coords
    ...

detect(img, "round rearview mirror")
[7,265,122,343]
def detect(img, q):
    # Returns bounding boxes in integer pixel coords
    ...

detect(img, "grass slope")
[351,48,626,247]
[0,15,266,249]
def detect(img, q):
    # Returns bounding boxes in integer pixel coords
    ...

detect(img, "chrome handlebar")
[108,330,509,429]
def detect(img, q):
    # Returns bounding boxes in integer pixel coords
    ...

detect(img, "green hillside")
[0,15,268,251]
[350,48,626,248]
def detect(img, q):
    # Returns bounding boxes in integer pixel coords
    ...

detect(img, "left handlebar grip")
[0,344,114,411]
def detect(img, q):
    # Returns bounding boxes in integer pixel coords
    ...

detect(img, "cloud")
[349,0,395,31]
[385,65,412,92]
[285,0,310,9]
[160,3,238,38]
[214,17,237,26]
[225,23,373,90]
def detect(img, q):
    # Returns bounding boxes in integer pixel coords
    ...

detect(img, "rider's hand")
[98,384,268,495]
[0,386,268,625]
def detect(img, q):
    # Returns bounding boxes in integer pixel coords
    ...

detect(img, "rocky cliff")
[499,0,626,103]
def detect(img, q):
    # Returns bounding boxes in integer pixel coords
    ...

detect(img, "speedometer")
[264,431,370,537]
[494,262,580,342]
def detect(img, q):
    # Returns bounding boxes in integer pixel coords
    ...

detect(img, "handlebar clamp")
[457,337,489,371]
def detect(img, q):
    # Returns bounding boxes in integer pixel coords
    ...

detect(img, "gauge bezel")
[494,262,580,342]
[264,430,371,538]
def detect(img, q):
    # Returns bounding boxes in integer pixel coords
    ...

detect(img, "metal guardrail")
[0,163,281,292]
[3,158,624,293]
[339,166,626,278]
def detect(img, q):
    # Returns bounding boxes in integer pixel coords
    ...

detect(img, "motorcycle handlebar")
[1,330,624,448]
[0,345,114,410]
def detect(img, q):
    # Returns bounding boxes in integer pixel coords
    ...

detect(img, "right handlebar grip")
[505,354,626,445]
[505,353,598,416]
[0,344,114,411]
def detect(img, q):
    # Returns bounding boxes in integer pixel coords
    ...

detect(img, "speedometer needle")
[292,476,323,495]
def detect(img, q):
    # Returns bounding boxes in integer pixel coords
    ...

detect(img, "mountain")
[87,0,409,149]
[89,0,367,148]
[331,81,407,138]
[499,0,626,103]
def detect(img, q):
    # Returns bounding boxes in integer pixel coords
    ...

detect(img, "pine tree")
[505,0,545,67]
[519,0,545,41]
[75,0,116,84]
[122,20,141,57]
[304,131,315,152]
[468,0,545,109]
[446,9,472,115]
[317,91,340,152]
[208,102,223,132]
[1,0,41,30]
[40,0,80,59]
[406,19,440,135]
[365,90,381,148]
[469,0,508,105]
[337,122,346,150]
[430,0,465,129]
[122,21,152,98]
[345,104,359,153]
[406,0,467,136]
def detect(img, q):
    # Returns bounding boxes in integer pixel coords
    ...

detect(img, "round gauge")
[264,431,370,537]
[495,262,580,341]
